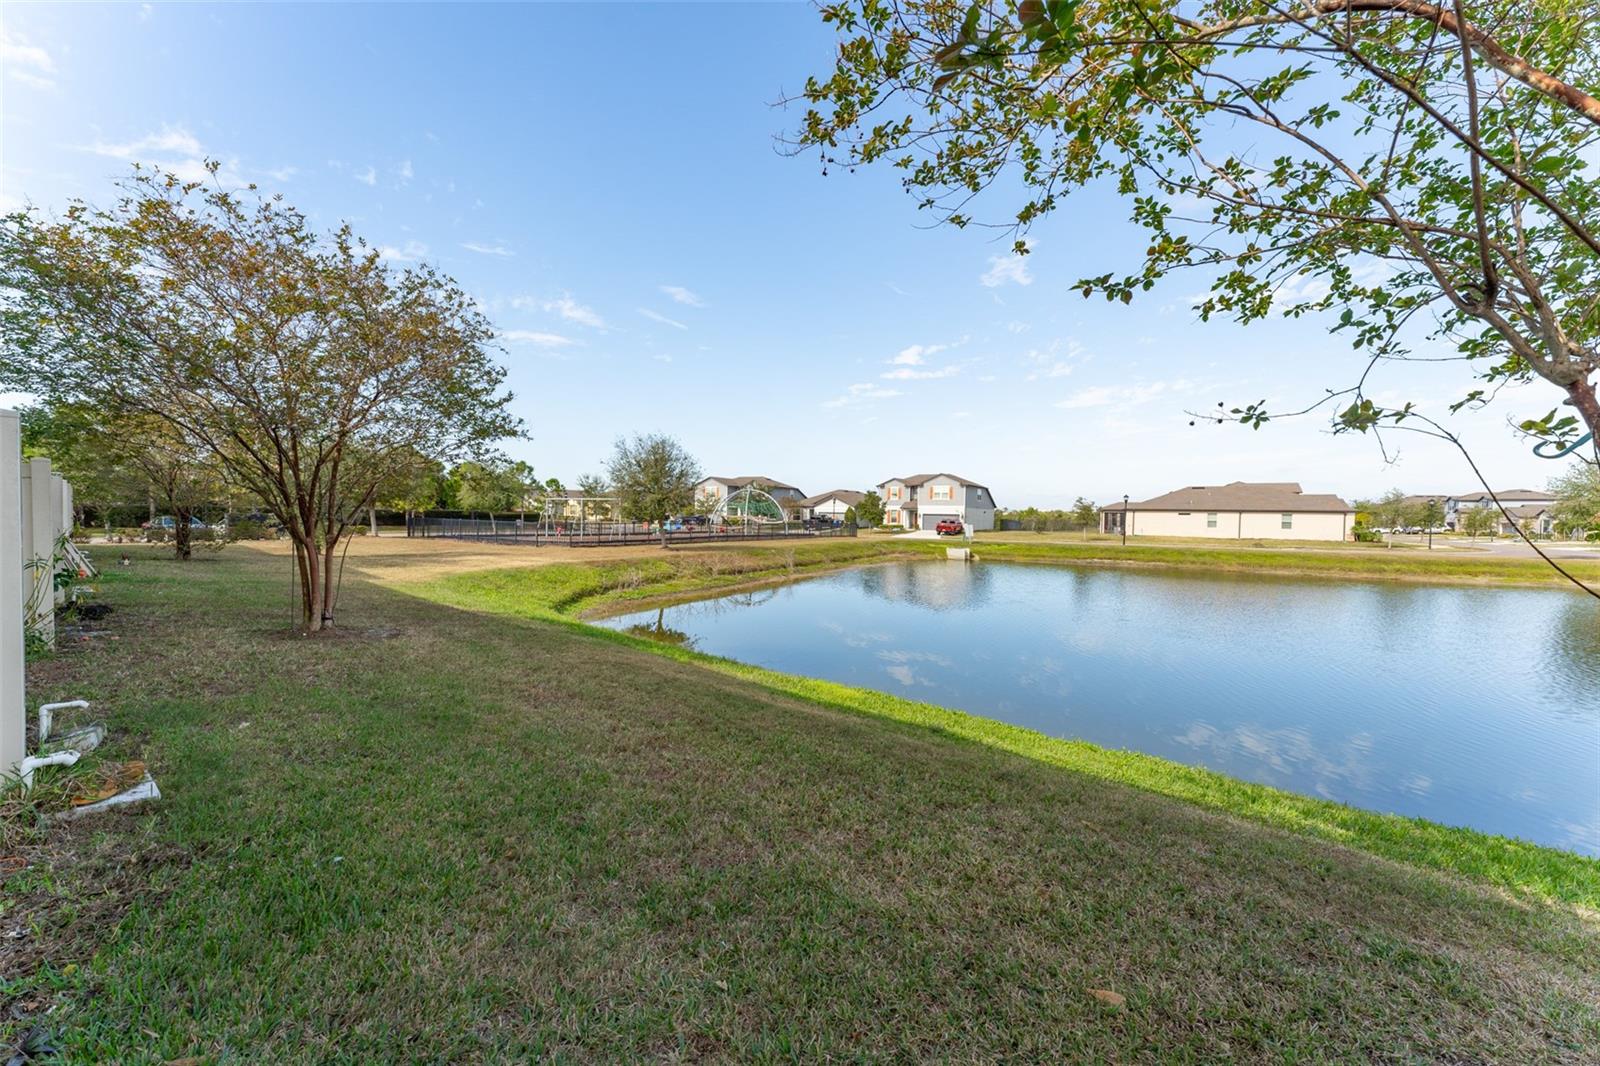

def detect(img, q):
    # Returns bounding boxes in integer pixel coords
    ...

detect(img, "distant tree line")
[998,498,1100,533]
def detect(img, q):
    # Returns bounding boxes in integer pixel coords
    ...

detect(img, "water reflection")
[601,561,1600,854]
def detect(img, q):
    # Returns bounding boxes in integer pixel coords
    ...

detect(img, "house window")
[1207,513,1217,528]
[1281,513,1294,529]
[888,486,900,500]
[931,485,952,501]
[888,510,900,525]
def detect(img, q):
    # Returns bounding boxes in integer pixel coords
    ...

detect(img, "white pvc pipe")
[18,748,80,791]
[37,700,89,742]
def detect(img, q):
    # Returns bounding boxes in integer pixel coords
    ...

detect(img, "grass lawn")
[967,535,1600,588]
[5,538,1598,1063]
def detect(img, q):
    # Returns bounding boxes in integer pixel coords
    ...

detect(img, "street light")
[1121,494,1129,547]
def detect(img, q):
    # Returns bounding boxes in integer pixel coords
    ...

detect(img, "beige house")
[1101,482,1355,541]
[1502,504,1556,537]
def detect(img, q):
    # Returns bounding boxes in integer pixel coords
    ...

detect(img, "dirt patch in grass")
[2,821,189,1021]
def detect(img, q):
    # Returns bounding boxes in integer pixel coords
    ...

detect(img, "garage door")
[920,512,959,530]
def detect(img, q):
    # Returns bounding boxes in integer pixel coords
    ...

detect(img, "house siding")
[1114,509,1350,541]
[876,475,996,531]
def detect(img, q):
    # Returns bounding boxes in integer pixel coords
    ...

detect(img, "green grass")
[968,536,1600,587]
[419,554,1600,908]
[5,542,1599,1063]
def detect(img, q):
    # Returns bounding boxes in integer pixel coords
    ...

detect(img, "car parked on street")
[141,515,209,531]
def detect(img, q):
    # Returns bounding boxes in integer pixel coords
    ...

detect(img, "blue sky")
[0,1,1576,507]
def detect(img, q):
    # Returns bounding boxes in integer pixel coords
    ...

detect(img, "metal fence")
[406,514,856,547]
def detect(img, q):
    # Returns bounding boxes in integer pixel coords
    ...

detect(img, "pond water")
[601,560,1600,855]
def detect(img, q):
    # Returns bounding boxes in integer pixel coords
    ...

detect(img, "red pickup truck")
[935,518,965,536]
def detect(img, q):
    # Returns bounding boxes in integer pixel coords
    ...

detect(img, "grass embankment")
[420,552,1600,907]
[5,540,1598,1062]
[970,536,1600,588]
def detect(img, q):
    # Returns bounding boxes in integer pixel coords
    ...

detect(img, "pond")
[600,560,1600,855]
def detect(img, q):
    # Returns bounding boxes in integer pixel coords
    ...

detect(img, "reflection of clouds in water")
[1399,773,1432,796]
[877,649,953,688]
[1557,819,1600,855]
[818,619,894,649]
[1175,722,1379,797]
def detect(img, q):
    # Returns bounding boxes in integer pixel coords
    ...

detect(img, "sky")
[0,1,1581,508]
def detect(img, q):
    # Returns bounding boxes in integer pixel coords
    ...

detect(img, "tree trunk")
[292,534,321,632]
[320,540,339,629]
[369,506,378,537]
[174,507,193,561]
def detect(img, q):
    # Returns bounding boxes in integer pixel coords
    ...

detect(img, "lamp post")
[1121,494,1129,547]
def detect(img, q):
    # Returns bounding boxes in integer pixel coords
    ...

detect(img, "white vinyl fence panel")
[1,410,24,777]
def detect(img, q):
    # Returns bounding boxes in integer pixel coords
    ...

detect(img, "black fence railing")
[406,515,856,547]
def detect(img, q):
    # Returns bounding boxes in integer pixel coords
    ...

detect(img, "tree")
[606,433,701,540]
[507,462,539,518]
[19,400,144,528]
[798,0,1600,459]
[1070,496,1098,538]
[855,490,885,527]
[22,401,230,558]
[1460,503,1499,541]
[116,414,233,560]
[374,452,446,529]
[1,167,519,631]
[576,473,613,522]
[1550,463,1600,538]
[1417,497,1447,548]
[454,461,525,531]
[1368,489,1416,546]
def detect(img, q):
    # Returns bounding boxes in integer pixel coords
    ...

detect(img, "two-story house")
[1445,489,1559,532]
[694,476,808,521]
[876,473,997,532]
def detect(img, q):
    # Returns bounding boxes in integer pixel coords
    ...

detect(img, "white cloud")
[86,126,203,160]
[659,284,705,307]
[139,3,153,20]
[1055,379,1196,410]
[638,308,687,330]
[263,165,298,183]
[1025,339,1087,380]
[354,166,378,187]
[1006,321,1030,334]
[980,243,1034,287]
[882,364,961,381]
[461,241,513,257]
[2,28,54,75]
[823,382,903,408]
[891,343,949,367]
[397,159,414,182]
[377,240,428,263]
[79,125,244,186]
[542,294,605,329]
[501,330,575,348]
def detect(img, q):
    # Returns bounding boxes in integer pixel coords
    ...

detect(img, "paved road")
[1441,539,1600,560]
